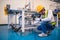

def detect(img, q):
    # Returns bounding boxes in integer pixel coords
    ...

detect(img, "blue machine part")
[8,9,22,14]
[54,9,60,13]
[18,15,22,25]
[53,9,60,16]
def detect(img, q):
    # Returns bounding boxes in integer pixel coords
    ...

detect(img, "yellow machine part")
[58,12,60,18]
[4,6,8,16]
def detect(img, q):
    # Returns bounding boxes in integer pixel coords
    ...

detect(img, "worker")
[36,5,56,37]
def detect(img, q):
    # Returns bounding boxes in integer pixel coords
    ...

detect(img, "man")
[36,5,56,37]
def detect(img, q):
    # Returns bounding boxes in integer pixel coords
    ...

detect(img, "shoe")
[47,31,51,35]
[38,32,48,37]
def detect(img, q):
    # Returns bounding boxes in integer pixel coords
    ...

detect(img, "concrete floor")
[0,24,59,40]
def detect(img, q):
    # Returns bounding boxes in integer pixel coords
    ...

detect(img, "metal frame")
[8,9,59,32]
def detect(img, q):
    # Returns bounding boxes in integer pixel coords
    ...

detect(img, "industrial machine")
[4,4,41,32]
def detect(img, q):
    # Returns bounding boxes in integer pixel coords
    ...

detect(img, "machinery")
[4,4,41,32]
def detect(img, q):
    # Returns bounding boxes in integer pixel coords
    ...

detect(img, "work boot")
[38,32,48,37]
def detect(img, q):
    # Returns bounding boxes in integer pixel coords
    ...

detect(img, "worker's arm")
[41,10,52,21]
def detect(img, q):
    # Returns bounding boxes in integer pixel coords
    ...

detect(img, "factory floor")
[0,23,60,40]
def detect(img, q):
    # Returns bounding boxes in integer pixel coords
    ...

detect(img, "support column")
[56,13,58,27]
[22,10,25,32]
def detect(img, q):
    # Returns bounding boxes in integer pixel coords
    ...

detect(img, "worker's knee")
[41,21,48,25]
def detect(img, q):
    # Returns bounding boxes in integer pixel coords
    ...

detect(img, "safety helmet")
[36,5,44,13]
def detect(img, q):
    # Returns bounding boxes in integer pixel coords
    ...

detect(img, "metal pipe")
[22,10,25,32]
[8,14,10,29]
[56,13,58,27]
